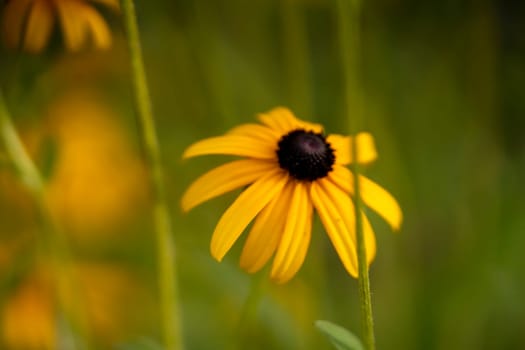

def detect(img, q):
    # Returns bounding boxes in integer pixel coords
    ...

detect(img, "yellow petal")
[257,107,299,133]
[359,175,402,231]
[258,107,323,134]
[181,159,275,212]
[227,123,280,144]
[1,0,33,49]
[270,181,312,283]
[183,134,276,160]
[23,0,54,53]
[275,215,311,282]
[239,180,292,273]
[295,119,324,134]
[311,179,358,277]
[80,4,112,50]
[318,178,376,267]
[327,132,377,165]
[55,0,86,51]
[329,165,403,231]
[210,171,287,261]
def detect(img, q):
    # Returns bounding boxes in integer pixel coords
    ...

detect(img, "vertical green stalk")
[335,0,375,349]
[120,1,184,350]
[0,91,84,350]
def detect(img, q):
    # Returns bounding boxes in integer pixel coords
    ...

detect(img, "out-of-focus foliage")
[0,0,524,349]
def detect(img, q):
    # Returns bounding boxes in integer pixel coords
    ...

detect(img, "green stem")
[120,1,184,350]
[0,91,85,350]
[335,0,376,349]
[0,94,43,194]
[352,137,375,350]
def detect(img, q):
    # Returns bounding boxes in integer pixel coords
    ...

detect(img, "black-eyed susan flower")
[182,108,402,283]
[1,0,119,53]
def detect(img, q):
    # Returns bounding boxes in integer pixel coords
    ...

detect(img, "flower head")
[182,108,402,283]
[1,0,119,53]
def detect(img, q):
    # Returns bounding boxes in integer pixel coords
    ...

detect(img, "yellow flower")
[2,271,55,349]
[0,90,148,238]
[1,0,119,53]
[182,107,402,283]
[43,91,148,237]
[1,264,152,349]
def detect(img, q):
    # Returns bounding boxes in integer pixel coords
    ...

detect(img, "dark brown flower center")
[277,129,335,181]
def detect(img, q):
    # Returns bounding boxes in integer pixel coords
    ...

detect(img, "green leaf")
[315,320,365,350]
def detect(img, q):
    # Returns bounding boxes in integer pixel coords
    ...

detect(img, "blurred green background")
[0,0,524,349]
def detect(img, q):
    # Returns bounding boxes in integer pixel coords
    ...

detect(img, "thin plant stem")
[0,96,42,194]
[335,0,376,349]
[120,1,184,350]
[0,90,86,350]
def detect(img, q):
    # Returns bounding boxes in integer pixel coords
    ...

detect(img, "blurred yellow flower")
[182,107,402,283]
[2,271,55,349]
[1,0,119,53]
[70,263,152,342]
[43,91,147,237]
[1,263,151,349]
[0,91,147,238]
